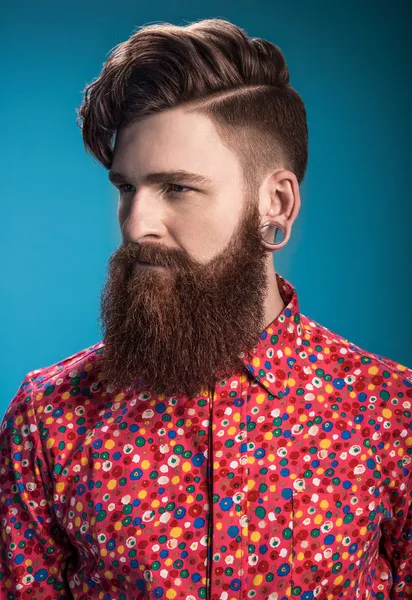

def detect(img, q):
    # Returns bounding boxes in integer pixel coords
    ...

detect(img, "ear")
[259,169,301,246]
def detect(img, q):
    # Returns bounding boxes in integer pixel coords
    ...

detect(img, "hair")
[76,18,308,194]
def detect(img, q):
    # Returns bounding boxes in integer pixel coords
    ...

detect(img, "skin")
[98,106,301,399]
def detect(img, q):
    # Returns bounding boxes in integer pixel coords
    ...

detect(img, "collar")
[240,272,306,399]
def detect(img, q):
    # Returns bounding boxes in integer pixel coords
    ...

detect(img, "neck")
[263,267,285,330]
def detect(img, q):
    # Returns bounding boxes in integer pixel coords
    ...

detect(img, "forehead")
[112,107,243,184]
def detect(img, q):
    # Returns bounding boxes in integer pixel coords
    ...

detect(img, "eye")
[117,183,135,194]
[164,184,192,196]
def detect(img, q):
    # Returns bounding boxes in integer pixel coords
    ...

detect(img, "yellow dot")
[368,366,379,375]
[320,499,329,510]
[334,575,343,585]
[182,461,191,472]
[104,439,115,450]
[382,408,392,419]
[320,439,331,449]
[250,531,261,542]
[252,574,263,586]
[314,514,323,525]
[325,384,333,394]
[166,591,177,599]
[56,482,65,493]
[252,357,260,367]
[141,460,150,470]
[107,479,117,490]
[406,437,412,447]
[170,527,182,538]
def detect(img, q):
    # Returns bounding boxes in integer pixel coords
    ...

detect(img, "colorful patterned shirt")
[1,273,411,600]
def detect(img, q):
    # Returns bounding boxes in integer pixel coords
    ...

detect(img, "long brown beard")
[98,196,271,399]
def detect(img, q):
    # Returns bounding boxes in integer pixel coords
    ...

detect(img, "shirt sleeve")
[380,471,412,599]
[0,373,75,599]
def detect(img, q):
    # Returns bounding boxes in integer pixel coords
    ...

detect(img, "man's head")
[76,18,307,398]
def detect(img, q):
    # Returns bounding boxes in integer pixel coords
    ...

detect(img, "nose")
[120,190,167,246]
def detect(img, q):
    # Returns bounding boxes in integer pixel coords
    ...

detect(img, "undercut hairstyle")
[76,18,308,195]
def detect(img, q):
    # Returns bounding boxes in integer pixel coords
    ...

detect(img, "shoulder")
[298,313,412,472]
[3,341,106,430]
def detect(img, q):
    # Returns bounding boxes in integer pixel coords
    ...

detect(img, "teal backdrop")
[1,0,411,415]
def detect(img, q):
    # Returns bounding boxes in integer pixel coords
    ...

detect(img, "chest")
[52,381,397,599]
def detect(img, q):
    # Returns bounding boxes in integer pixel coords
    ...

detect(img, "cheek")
[177,212,236,264]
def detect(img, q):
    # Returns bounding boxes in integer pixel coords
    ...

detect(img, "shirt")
[1,272,411,600]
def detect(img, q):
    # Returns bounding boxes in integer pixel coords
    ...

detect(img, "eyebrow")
[108,169,213,187]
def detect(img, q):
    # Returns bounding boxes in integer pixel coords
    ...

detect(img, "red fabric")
[1,273,411,599]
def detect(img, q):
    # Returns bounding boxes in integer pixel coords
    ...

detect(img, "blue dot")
[219,497,234,511]
[341,430,351,440]
[192,453,205,467]
[34,568,48,581]
[228,526,239,538]
[277,563,291,576]
[342,481,352,490]
[309,355,317,363]
[333,378,345,390]
[324,534,335,545]
[281,488,293,500]
[174,507,186,519]
[348,542,358,554]
[194,517,205,528]
[229,579,241,591]
[366,458,376,469]
[254,448,266,459]
[130,468,143,481]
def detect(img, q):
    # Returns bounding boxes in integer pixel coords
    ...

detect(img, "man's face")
[99,107,274,398]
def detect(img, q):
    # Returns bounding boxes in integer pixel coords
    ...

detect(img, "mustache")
[113,241,190,270]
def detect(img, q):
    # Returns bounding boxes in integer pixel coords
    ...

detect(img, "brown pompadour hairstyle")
[76,18,308,193]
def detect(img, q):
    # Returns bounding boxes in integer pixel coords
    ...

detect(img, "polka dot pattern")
[1,273,411,599]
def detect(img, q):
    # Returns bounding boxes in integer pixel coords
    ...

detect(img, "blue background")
[1,0,411,414]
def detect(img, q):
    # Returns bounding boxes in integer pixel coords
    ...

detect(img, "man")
[1,17,411,600]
